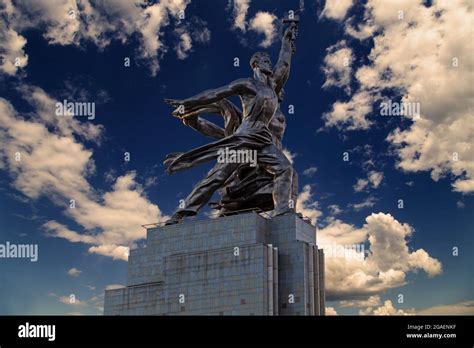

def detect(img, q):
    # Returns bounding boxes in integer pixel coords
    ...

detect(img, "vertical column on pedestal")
[313,245,321,315]
[308,245,315,315]
[273,246,279,315]
[266,244,274,315]
[318,248,326,315]
[303,243,308,315]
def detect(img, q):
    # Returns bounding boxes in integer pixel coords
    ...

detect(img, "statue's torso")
[269,107,286,148]
[237,79,278,134]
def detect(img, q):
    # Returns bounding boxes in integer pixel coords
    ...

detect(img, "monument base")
[104,212,325,315]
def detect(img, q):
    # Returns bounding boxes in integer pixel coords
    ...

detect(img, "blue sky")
[0,0,472,315]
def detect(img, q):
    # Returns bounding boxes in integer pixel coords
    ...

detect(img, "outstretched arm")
[186,117,226,139]
[180,104,226,139]
[273,23,298,93]
[172,99,243,139]
[165,78,255,113]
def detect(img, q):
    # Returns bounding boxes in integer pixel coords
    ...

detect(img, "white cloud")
[0,0,208,76]
[359,299,474,316]
[302,166,318,177]
[0,86,167,261]
[249,11,277,48]
[417,300,474,315]
[360,300,413,316]
[408,249,444,277]
[59,295,87,307]
[87,244,131,261]
[174,19,210,60]
[232,0,250,32]
[318,218,366,246]
[323,1,474,193]
[322,41,353,93]
[105,284,125,291]
[296,185,322,225]
[0,26,28,75]
[0,3,26,75]
[56,293,103,312]
[368,171,383,188]
[228,4,278,48]
[43,171,164,260]
[323,90,375,130]
[353,179,369,192]
[175,31,192,59]
[319,212,442,301]
[325,306,338,315]
[339,295,381,308]
[67,268,82,277]
[354,170,384,192]
[321,0,353,21]
[327,204,343,216]
[349,196,377,211]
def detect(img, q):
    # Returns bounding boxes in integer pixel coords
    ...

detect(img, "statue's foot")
[164,217,181,225]
[164,212,185,225]
[164,210,193,225]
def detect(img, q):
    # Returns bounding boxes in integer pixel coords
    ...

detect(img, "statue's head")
[250,52,273,75]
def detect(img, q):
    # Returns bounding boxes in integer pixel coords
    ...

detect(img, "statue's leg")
[165,162,239,224]
[258,145,294,216]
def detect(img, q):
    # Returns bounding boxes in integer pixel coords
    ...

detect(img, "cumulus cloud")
[42,171,164,260]
[360,300,413,316]
[231,0,250,32]
[0,1,27,75]
[249,11,277,48]
[353,178,369,192]
[56,293,103,312]
[0,86,167,261]
[339,295,381,308]
[296,185,322,225]
[368,171,383,188]
[322,1,474,193]
[321,0,353,21]
[317,218,366,246]
[175,31,192,59]
[354,170,384,192]
[323,90,375,130]
[0,26,28,75]
[174,18,210,60]
[319,212,442,301]
[0,0,209,76]
[67,268,82,277]
[357,299,474,315]
[325,306,338,315]
[58,295,87,307]
[228,3,278,48]
[322,41,353,94]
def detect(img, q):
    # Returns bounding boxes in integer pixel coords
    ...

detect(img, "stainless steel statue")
[163,19,298,225]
